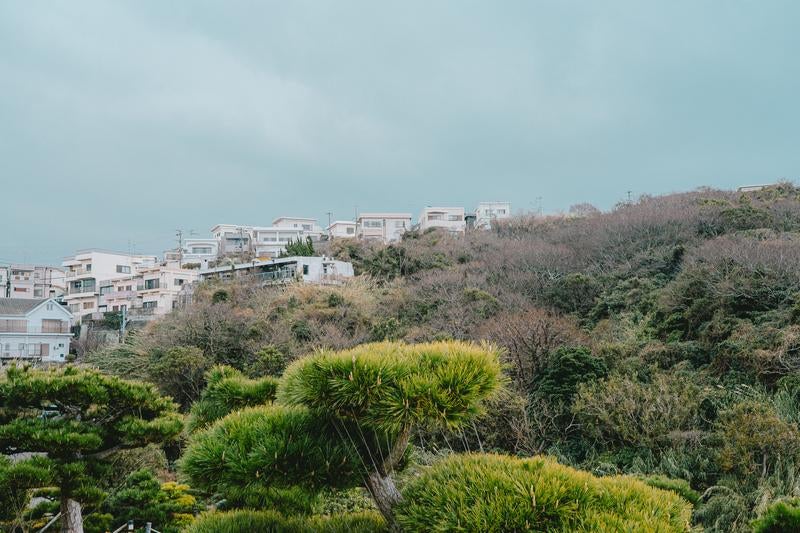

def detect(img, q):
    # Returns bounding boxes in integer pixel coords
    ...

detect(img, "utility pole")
[536,196,543,217]
[627,190,633,204]
[175,229,183,266]
[4,265,10,298]
[326,211,333,228]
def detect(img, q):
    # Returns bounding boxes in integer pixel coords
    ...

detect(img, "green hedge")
[184,510,386,533]
[752,498,800,533]
[395,454,693,532]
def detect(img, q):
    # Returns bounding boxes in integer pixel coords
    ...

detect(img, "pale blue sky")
[1,1,799,264]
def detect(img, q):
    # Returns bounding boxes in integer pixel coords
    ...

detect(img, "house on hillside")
[0,298,72,363]
[417,206,466,235]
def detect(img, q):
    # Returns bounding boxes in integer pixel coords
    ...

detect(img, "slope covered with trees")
[71,183,800,531]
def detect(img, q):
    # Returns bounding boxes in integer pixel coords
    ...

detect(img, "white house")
[357,213,413,244]
[272,217,324,240]
[199,256,354,285]
[0,298,72,363]
[181,238,219,265]
[0,265,65,299]
[418,206,466,235]
[327,221,357,239]
[62,250,157,321]
[475,201,511,230]
[211,224,254,256]
[252,226,306,259]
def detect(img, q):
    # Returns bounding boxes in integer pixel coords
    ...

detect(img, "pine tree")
[0,365,183,533]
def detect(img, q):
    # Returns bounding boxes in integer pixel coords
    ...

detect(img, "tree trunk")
[365,470,403,531]
[60,497,83,533]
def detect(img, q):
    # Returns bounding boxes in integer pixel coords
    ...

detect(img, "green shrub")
[179,405,363,511]
[185,510,386,533]
[752,498,800,532]
[186,365,279,432]
[395,453,693,532]
[533,346,607,402]
[639,475,700,505]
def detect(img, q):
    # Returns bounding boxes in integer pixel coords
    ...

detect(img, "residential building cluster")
[0,200,510,362]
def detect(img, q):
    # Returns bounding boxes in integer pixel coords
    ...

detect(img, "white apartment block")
[0,298,72,363]
[357,213,413,244]
[62,250,157,321]
[418,207,466,235]
[327,221,357,239]
[200,256,354,285]
[272,217,324,240]
[475,201,511,230]
[0,265,65,300]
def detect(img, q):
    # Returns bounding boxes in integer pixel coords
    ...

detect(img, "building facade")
[474,201,511,230]
[181,238,219,265]
[417,207,466,235]
[211,224,254,256]
[252,226,306,259]
[327,221,357,239]
[272,217,324,240]
[356,213,413,244]
[0,265,65,300]
[62,250,157,321]
[0,298,72,363]
[199,256,354,285]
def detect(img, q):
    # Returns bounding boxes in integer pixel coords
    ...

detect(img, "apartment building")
[475,201,511,230]
[417,207,466,235]
[252,226,306,259]
[62,250,157,321]
[200,256,354,285]
[0,298,72,363]
[327,221,357,239]
[211,224,254,256]
[272,217,324,240]
[0,265,65,299]
[357,213,413,244]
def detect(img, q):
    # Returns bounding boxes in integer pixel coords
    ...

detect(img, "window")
[46,303,54,310]
[34,288,43,297]
[116,265,131,274]
[142,301,157,309]
[346,227,355,234]
[144,279,159,290]
[42,319,66,333]
[447,215,462,221]
[394,221,406,228]
[83,302,93,310]
[364,220,382,228]
[14,287,28,293]
[302,265,309,275]
[174,278,185,286]
[427,214,443,221]
[302,224,312,231]
[0,320,27,333]
[100,286,113,295]
[85,264,92,272]
[191,246,213,254]
[498,209,507,214]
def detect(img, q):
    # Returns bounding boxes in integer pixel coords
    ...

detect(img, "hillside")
[86,183,800,531]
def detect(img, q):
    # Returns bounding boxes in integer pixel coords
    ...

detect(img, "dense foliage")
[396,453,693,532]
[77,183,800,530]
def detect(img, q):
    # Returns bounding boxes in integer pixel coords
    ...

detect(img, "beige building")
[357,213,413,244]
[417,206,466,235]
[0,265,65,300]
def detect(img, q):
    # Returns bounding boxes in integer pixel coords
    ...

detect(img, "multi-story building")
[199,256,354,285]
[0,265,65,300]
[252,226,306,259]
[211,224,254,256]
[0,297,72,363]
[417,207,466,235]
[327,221,357,239]
[98,262,199,315]
[272,217,324,240]
[474,201,511,230]
[356,213,413,244]
[62,250,157,321]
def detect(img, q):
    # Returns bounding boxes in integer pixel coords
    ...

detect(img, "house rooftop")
[0,298,49,316]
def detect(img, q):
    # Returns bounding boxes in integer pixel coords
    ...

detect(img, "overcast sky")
[2,1,799,264]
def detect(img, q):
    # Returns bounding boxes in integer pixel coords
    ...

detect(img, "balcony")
[68,284,97,295]
[0,323,71,334]
[66,268,92,279]
[137,281,161,291]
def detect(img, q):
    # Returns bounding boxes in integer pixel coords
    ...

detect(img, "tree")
[181,341,502,529]
[0,366,183,533]
[282,237,315,257]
